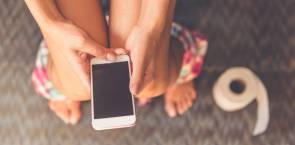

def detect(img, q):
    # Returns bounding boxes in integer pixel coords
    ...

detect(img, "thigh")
[56,0,107,46]
[109,0,141,48]
[48,0,107,101]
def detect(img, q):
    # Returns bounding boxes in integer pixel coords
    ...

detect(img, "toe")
[189,89,197,100]
[183,95,191,111]
[137,98,152,107]
[49,100,70,124]
[179,94,193,115]
[165,96,177,118]
[176,102,182,115]
[185,93,193,107]
[177,97,187,115]
[67,101,81,125]
[70,109,81,125]
[56,110,71,124]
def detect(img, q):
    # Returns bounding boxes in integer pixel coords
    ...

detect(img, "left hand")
[126,26,160,96]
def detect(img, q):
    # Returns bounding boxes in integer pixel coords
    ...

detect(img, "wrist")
[38,15,66,29]
[39,18,68,35]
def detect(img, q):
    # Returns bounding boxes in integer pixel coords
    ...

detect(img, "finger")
[127,30,151,95]
[78,52,88,62]
[130,57,148,95]
[47,55,65,95]
[77,37,106,58]
[111,48,128,55]
[105,50,117,61]
[106,48,128,60]
[132,60,155,88]
[143,60,156,83]
[131,58,154,95]
[69,52,91,91]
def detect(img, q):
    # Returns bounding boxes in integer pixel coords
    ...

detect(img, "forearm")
[24,0,65,29]
[138,0,174,34]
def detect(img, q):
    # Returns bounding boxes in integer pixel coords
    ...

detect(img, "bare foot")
[48,100,81,125]
[164,81,197,117]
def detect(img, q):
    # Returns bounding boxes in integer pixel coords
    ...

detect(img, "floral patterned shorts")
[32,22,208,100]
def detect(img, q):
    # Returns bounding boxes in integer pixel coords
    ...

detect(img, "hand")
[126,26,161,96]
[44,20,126,101]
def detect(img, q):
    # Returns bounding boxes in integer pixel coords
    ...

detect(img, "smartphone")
[91,55,136,130]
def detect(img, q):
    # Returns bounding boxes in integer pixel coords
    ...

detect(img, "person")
[25,0,207,124]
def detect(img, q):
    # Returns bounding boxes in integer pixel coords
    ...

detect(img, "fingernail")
[106,53,116,61]
[115,48,127,54]
[168,111,176,118]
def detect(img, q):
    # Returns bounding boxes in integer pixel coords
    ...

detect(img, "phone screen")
[92,61,134,119]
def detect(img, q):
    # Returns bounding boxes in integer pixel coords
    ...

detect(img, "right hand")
[43,20,126,101]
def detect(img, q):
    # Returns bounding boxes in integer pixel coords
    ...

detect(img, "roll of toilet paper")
[213,67,269,136]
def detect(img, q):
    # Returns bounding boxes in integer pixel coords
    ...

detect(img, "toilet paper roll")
[213,67,269,136]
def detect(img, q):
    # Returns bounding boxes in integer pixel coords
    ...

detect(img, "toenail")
[168,111,176,118]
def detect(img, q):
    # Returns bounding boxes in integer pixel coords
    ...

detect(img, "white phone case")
[91,55,136,130]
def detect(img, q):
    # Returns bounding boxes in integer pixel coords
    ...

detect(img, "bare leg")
[110,0,176,97]
[49,0,107,124]
[163,22,197,118]
[56,0,107,45]
[136,0,178,105]
[164,27,197,117]
[132,0,198,118]
[109,0,143,105]
[109,0,141,48]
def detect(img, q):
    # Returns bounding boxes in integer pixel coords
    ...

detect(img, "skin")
[111,0,174,98]
[25,0,197,123]
[110,0,197,117]
[25,0,125,124]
